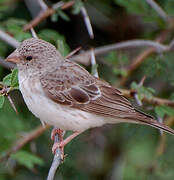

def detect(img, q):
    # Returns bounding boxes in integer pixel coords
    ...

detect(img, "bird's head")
[6,38,63,74]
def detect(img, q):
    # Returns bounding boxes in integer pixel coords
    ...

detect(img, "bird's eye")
[26,56,33,61]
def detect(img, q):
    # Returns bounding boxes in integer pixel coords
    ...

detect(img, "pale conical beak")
[6,49,20,63]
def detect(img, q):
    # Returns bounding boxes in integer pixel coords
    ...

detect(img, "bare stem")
[71,38,171,65]
[81,6,94,39]
[146,0,169,23]
[121,89,174,107]
[47,134,62,180]
[0,125,50,162]
[0,29,20,48]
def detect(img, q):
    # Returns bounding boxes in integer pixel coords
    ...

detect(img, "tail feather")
[134,109,174,135]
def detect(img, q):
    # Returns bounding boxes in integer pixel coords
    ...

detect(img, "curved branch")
[0,125,50,162]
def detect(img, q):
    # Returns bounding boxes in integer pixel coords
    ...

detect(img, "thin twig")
[157,116,163,135]
[0,29,20,48]
[24,1,75,31]
[30,27,38,38]
[0,125,50,162]
[7,95,18,114]
[133,76,146,106]
[71,36,172,65]
[52,1,64,10]
[119,29,172,85]
[81,6,94,39]
[121,89,174,107]
[90,48,98,78]
[47,134,62,180]
[146,0,169,23]
[65,47,81,59]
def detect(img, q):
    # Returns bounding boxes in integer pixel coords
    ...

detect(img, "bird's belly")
[19,76,107,131]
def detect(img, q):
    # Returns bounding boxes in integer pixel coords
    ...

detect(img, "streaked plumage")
[6,38,174,135]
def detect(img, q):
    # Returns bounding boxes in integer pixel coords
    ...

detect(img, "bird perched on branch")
[6,38,174,153]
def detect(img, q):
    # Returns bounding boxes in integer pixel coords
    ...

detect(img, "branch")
[119,29,172,85]
[0,29,20,48]
[0,124,50,162]
[121,89,174,107]
[146,0,169,23]
[90,48,98,77]
[23,1,75,31]
[81,6,94,39]
[47,134,63,180]
[71,36,172,65]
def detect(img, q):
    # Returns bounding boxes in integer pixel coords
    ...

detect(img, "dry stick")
[133,76,146,107]
[119,29,172,86]
[81,6,94,39]
[121,88,174,107]
[90,48,98,78]
[146,0,169,23]
[71,35,172,65]
[23,1,75,31]
[30,27,38,38]
[7,95,18,114]
[0,29,20,48]
[0,125,50,162]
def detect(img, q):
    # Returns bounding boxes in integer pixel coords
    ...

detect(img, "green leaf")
[39,29,70,55]
[155,105,174,118]
[72,0,83,14]
[3,73,12,86]
[57,9,70,21]
[130,82,139,89]
[113,68,127,77]
[51,13,59,22]
[170,92,174,101]
[0,95,5,108]
[11,69,18,88]
[11,151,44,169]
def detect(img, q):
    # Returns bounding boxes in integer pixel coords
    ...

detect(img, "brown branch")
[121,89,174,107]
[0,124,50,162]
[119,29,172,86]
[23,1,75,31]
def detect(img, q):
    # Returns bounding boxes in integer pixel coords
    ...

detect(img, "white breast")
[18,71,107,132]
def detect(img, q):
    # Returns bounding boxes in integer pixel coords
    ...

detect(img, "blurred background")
[1,0,174,179]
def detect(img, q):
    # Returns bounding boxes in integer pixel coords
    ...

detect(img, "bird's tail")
[133,109,174,135]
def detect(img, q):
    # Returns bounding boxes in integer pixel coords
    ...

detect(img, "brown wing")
[40,60,135,117]
[40,60,174,135]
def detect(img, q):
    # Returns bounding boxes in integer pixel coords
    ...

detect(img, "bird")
[6,38,174,152]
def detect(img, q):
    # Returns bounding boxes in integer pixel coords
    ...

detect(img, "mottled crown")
[18,38,60,58]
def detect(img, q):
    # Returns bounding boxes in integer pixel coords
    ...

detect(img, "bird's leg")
[51,130,80,154]
[51,128,65,158]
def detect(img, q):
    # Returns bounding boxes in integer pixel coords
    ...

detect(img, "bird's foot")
[51,128,64,141]
[51,128,65,160]
[51,131,80,155]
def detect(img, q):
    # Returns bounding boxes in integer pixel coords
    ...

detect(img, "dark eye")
[26,56,33,61]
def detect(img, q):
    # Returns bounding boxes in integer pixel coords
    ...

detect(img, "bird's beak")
[6,49,20,63]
